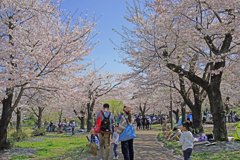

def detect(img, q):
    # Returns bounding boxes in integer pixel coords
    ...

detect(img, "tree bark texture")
[74,109,85,129]
[16,108,22,132]
[37,107,44,129]
[139,103,148,117]
[80,117,85,129]
[0,88,14,150]
[182,107,185,124]
[59,109,62,123]
[87,100,95,132]
[208,75,228,141]
[173,109,179,123]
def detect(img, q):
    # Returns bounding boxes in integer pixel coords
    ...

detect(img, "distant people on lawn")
[142,115,146,130]
[96,103,115,160]
[162,120,172,139]
[71,120,76,135]
[186,118,196,134]
[178,122,194,160]
[117,106,134,160]
[49,120,53,132]
[135,115,141,131]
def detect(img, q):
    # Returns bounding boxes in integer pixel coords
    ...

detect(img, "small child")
[88,129,100,149]
[111,126,119,159]
[178,122,194,160]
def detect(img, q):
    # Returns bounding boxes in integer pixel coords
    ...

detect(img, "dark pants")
[183,148,192,160]
[146,123,149,130]
[121,139,134,160]
[137,123,141,130]
[72,127,75,135]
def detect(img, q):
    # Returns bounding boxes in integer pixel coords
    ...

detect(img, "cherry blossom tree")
[73,68,123,131]
[0,0,97,149]
[116,0,240,141]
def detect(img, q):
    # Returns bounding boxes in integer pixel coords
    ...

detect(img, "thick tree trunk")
[80,117,85,129]
[173,109,179,123]
[16,108,22,132]
[182,107,185,124]
[208,86,228,141]
[191,105,203,133]
[59,109,62,123]
[139,103,147,117]
[87,100,95,132]
[0,88,14,150]
[73,109,85,129]
[37,107,44,129]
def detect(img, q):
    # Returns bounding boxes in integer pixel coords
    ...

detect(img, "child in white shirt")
[178,122,194,160]
[112,126,119,159]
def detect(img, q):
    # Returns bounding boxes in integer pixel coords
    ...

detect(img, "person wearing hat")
[167,127,182,141]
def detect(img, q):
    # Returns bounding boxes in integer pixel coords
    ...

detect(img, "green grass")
[156,123,240,159]
[11,155,30,159]
[152,123,177,130]
[151,124,162,130]
[10,134,88,159]
[191,150,240,160]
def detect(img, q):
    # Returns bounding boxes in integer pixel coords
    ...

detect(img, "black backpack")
[136,117,140,124]
[100,112,111,132]
[146,118,150,124]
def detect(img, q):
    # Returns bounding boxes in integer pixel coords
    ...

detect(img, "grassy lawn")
[151,123,178,130]
[191,150,240,160]
[12,134,88,159]
[156,122,240,160]
[6,127,90,160]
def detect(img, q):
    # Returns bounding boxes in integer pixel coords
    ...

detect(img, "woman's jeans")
[113,144,118,157]
[183,148,192,160]
[121,139,134,160]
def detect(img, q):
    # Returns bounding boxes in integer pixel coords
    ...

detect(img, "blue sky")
[61,0,133,73]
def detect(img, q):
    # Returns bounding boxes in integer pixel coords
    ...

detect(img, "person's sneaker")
[115,155,119,159]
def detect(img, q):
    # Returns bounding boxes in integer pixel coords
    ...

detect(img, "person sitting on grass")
[186,118,196,134]
[88,129,100,149]
[178,122,194,160]
[167,127,182,141]
[162,120,172,139]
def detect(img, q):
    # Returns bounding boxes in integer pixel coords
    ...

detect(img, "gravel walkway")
[87,129,181,160]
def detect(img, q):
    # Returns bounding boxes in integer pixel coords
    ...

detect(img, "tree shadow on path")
[87,129,182,160]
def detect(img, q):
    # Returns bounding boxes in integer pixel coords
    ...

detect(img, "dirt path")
[87,129,181,160]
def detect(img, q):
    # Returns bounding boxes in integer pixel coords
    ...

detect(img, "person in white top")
[111,126,119,159]
[72,120,75,135]
[178,122,194,160]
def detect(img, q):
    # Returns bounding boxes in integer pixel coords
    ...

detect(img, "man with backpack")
[135,115,141,131]
[146,116,150,130]
[95,103,115,160]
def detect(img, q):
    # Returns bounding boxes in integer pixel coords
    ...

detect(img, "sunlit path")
[87,129,181,160]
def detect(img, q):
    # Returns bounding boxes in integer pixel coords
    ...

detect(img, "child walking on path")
[112,126,119,159]
[178,122,194,160]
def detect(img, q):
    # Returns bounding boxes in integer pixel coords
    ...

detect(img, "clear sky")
[61,0,133,73]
